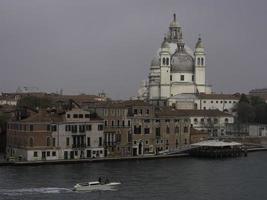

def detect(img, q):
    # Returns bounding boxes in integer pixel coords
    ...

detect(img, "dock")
[188,140,247,158]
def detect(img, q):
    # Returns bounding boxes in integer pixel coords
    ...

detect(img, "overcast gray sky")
[0,0,267,99]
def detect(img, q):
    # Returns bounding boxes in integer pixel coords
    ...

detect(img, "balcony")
[72,144,86,149]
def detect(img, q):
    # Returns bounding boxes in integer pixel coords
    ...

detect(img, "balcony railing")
[72,144,86,148]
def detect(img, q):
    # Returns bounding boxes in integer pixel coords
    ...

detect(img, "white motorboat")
[73,180,121,191]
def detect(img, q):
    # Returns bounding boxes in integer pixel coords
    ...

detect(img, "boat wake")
[0,187,72,196]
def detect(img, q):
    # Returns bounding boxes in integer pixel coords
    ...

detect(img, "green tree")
[17,96,55,109]
[237,102,255,123]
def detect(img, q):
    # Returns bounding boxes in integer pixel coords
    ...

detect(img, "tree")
[236,102,255,123]
[239,93,250,104]
[17,96,55,109]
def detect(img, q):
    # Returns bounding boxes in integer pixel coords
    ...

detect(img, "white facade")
[8,108,105,161]
[168,93,240,113]
[188,113,234,137]
[145,14,211,104]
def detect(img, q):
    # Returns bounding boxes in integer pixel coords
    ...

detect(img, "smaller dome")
[161,40,170,49]
[195,37,204,49]
[150,56,160,66]
[169,20,179,28]
[169,14,180,28]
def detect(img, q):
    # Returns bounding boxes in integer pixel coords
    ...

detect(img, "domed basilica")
[140,14,212,105]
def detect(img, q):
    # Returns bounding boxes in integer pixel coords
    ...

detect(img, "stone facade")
[6,108,104,161]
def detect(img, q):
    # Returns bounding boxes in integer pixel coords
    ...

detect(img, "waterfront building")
[87,100,191,156]
[128,102,191,156]
[6,107,104,161]
[159,108,234,137]
[249,88,267,103]
[138,14,212,105]
[168,93,240,113]
[86,101,132,157]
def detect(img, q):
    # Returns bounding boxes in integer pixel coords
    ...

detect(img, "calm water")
[1,152,267,200]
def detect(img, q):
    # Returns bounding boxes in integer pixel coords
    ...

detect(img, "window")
[211,101,213,103]
[66,125,71,131]
[73,114,78,118]
[163,57,165,65]
[47,137,51,146]
[197,57,200,65]
[117,120,120,126]
[67,114,70,118]
[170,75,172,81]
[66,137,70,146]
[30,125,33,131]
[53,138,56,146]
[201,57,204,65]
[192,75,194,81]
[166,126,170,134]
[51,125,57,132]
[214,118,218,124]
[99,137,102,146]
[47,151,50,157]
[104,120,108,127]
[86,125,92,131]
[52,151,56,157]
[194,118,198,124]
[140,109,143,115]
[166,57,169,65]
[29,138,34,147]
[98,124,104,131]
[79,125,85,133]
[34,151,38,157]
[79,114,83,118]
[128,120,131,127]
[175,126,179,134]
[180,75,184,81]
[122,120,125,127]
[156,127,160,137]
[146,109,150,115]
[87,137,90,146]
[144,128,150,134]
[225,118,229,123]
[134,109,138,115]
[111,121,114,127]
[71,125,77,133]
[134,125,141,134]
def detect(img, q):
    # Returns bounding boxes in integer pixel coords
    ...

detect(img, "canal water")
[0,152,267,200]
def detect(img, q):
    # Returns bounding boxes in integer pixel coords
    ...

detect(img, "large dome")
[171,52,194,73]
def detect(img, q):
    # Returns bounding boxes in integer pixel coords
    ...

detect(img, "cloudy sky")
[0,0,267,99]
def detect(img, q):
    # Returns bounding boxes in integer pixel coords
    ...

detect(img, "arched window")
[162,57,165,65]
[197,58,200,65]
[47,137,51,146]
[201,57,204,65]
[166,57,169,65]
[29,137,33,147]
